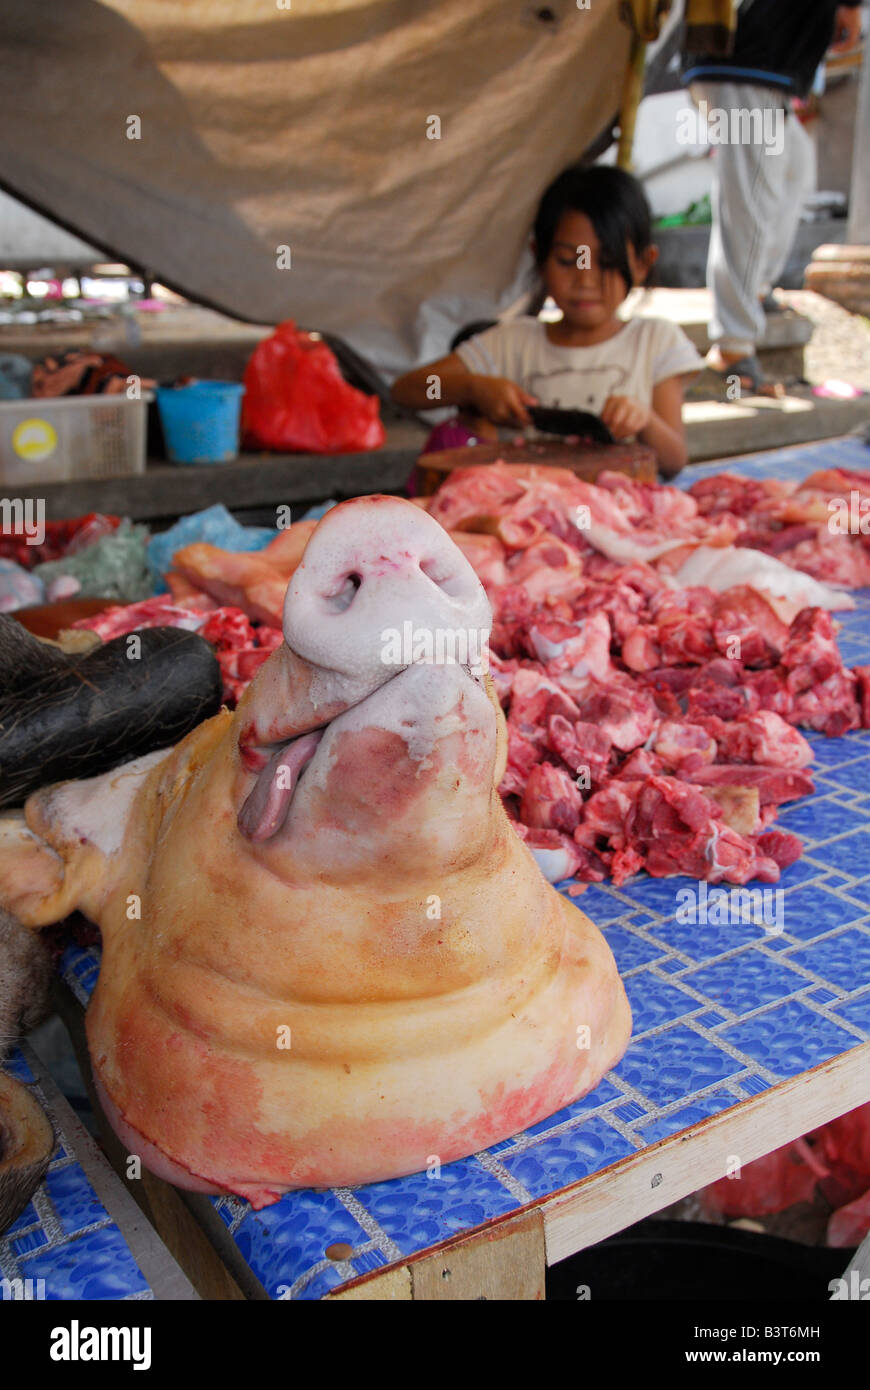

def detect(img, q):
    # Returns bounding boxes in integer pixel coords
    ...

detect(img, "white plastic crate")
[0,393,152,487]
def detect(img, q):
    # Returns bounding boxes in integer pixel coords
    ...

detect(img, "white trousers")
[691,81,815,355]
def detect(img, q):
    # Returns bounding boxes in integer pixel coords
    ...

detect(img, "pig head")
[0,496,631,1206]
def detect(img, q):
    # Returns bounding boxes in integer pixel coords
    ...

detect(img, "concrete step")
[684,387,869,464]
[625,285,813,384]
[0,306,271,383]
[625,286,812,350]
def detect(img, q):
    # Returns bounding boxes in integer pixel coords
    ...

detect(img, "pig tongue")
[237,729,324,842]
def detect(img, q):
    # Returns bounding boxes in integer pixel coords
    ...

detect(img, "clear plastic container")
[0,393,151,486]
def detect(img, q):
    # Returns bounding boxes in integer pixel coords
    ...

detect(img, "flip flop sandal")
[706,354,785,399]
[760,293,786,314]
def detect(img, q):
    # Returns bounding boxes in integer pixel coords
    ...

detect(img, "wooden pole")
[617,33,648,169]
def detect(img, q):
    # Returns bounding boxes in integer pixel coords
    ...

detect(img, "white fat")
[704,822,732,877]
[529,627,569,662]
[530,846,572,882]
[41,749,171,857]
[673,546,855,612]
[586,525,681,564]
[513,671,573,702]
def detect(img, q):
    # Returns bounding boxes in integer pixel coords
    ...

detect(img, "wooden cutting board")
[415,439,658,496]
[12,598,116,641]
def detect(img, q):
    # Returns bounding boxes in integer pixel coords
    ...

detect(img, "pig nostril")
[324,572,361,613]
[419,556,465,598]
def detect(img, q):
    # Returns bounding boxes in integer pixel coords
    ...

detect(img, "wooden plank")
[409,1209,545,1301]
[11,421,427,523]
[417,439,657,495]
[136,1177,248,1301]
[542,1041,870,1267]
[327,1208,545,1301]
[326,1265,413,1301]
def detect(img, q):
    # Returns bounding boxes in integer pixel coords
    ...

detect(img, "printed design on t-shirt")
[527,364,627,415]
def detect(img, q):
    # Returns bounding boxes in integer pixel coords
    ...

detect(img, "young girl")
[391,165,703,477]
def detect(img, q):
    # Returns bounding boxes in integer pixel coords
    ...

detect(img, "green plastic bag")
[35,520,153,603]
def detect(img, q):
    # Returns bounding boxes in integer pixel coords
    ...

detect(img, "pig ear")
[2,750,168,929]
[0,814,81,927]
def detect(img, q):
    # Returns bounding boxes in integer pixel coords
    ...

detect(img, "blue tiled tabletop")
[672,433,870,489]
[0,1049,153,1300]
[51,439,870,1298]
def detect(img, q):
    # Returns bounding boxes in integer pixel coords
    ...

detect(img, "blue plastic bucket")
[156,380,245,465]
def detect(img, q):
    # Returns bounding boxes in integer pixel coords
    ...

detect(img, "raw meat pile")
[688,466,870,588]
[74,594,283,704]
[68,462,870,889]
[72,520,317,701]
[166,519,317,626]
[423,462,870,887]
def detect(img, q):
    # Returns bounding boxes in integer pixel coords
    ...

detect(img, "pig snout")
[234,497,494,840]
[282,496,491,684]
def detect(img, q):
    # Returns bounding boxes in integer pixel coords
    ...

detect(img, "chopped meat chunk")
[426,461,870,886]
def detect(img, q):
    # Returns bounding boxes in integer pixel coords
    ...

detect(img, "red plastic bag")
[700,1137,825,1218]
[242,321,385,454]
[0,513,121,569]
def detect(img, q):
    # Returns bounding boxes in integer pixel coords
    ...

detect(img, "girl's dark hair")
[533,164,653,291]
[450,319,497,352]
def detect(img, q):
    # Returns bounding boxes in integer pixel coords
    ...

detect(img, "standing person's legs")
[692,81,793,381]
[760,108,815,294]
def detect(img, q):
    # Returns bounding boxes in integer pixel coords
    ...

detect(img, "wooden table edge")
[329,1040,870,1299]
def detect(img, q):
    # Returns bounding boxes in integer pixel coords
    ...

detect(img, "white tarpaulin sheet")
[0,0,629,373]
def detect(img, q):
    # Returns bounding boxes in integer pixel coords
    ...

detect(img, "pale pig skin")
[0,496,630,1206]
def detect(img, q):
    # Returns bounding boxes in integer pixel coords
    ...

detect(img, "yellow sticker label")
[12,418,58,462]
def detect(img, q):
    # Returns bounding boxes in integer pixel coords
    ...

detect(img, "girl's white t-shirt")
[455,315,703,415]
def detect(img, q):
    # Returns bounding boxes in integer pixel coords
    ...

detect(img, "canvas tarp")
[0,0,631,374]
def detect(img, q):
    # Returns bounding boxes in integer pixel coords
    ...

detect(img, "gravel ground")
[777,287,870,392]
